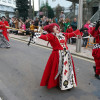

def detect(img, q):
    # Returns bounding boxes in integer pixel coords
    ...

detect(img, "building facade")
[0,0,16,18]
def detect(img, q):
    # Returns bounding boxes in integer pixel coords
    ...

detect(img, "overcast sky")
[34,0,72,11]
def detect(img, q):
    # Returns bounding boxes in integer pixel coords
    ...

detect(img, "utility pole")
[76,0,83,52]
[39,0,40,17]
[33,0,34,19]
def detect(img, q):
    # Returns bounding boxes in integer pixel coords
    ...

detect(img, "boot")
[93,66,96,73]
[95,74,100,80]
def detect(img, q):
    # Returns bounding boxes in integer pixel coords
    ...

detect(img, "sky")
[33,0,72,11]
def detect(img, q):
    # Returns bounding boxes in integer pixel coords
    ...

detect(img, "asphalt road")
[0,39,99,100]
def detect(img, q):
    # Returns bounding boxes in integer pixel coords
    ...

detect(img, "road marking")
[11,38,95,63]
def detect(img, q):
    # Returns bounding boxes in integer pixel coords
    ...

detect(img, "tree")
[16,0,29,21]
[40,3,54,18]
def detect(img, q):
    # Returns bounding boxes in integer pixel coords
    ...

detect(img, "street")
[0,39,99,100]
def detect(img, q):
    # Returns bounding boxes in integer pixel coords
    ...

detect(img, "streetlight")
[76,0,83,52]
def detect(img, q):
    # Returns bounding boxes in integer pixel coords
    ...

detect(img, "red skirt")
[92,48,100,75]
[40,50,77,89]
[40,50,59,89]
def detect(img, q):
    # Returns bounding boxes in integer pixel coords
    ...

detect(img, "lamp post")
[76,0,83,52]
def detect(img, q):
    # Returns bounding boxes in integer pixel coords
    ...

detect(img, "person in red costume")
[66,25,74,44]
[66,25,73,33]
[38,23,84,90]
[0,16,10,48]
[90,20,100,79]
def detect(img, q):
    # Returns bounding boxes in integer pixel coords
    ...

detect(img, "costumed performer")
[0,16,10,48]
[90,20,100,79]
[38,23,84,90]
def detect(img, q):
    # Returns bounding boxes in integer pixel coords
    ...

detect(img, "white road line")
[11,38,95,63]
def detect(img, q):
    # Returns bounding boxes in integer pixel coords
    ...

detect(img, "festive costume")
[0,21,10,48]
[90,27,100,76]
[39,23,82,90]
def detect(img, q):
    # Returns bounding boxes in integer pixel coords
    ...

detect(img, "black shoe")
[95,74,100,80]
[6,46,10,49]
[93,66,96,73]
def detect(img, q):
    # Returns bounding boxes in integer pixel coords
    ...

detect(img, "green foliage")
[40,3,54,18]
[16,0,29,21]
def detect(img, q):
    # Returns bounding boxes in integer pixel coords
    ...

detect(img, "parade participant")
[0,16,10,48]
[39,23,83,90]
[90,20,100,79]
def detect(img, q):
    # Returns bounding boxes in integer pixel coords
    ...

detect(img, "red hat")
[44,23,60,33]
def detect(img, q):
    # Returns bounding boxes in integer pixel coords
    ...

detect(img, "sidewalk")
[9,34,94,60]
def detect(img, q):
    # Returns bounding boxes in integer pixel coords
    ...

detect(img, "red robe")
[39,30,82,89]
[0,21,9,41]
[90,27,100,75]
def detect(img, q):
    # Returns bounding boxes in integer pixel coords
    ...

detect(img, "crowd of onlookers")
[0,11,95,47]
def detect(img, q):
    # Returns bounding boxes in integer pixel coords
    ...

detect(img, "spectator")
[59,11,65,20]
[63,18,70,32]
[39,18,43,27]
[11,17,15,28]
[71,18,77,31]
[49,19,52,24]
[14,18,19,29]
[71,18,77,43]
[22,22,26,31]
[82,29,89,47]
[42,16,46,26]
[18,19,23,29]
[13,18,19,35]
[58,18,64,32]
[55,17,58,23]
[66,25,73,44]
[84,20,91,35]
[21,22,26,35]
[34,18,39,28]
[25,19,30,35]
[25,19,30,29]
[45,18,49,25]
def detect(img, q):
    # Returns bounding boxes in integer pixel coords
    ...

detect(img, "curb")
[10,36,94,61]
